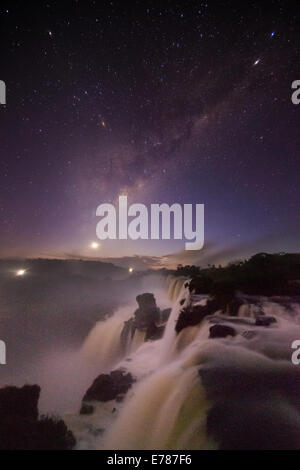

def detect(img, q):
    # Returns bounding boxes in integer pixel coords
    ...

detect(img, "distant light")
[129,267,134,273]
[270,31,275,38]
[253,59,261,66]
[90,242,99,249]
[16,269,26,277]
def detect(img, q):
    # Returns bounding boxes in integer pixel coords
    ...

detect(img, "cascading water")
[80,305,137,371]
[158,277,190,363]
[67,275,300,450]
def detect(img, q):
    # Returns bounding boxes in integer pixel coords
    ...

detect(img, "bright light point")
[254,59,261,66]
[90,242,99,249]
[270,31,275,38]
[16,269,26,277]
[129,267,134,273]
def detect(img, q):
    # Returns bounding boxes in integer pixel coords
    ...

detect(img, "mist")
[0,259,170,414]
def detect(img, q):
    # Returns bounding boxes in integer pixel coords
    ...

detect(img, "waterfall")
[68,275,300,450]
[167,275,188,302]
[102,364,214,450]
[80,306,132,371]
[159,276,190,362]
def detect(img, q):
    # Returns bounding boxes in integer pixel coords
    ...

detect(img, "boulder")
[209,324,236,339]
[81,370,135,412]
[176,305,211,334]
[134,293,160,329]
[255,316,277,327]
[176,295,231,334]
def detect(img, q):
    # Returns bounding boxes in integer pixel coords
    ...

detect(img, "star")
[253,59,261,66]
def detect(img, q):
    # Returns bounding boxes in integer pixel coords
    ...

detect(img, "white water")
[81,305,133,370]
[66,276,300,450]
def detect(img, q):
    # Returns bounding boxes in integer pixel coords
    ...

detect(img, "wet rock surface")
[145,323,165,341]
[175,293,241,334]
[209,324,236,339]
[175,305,211,334]
[120,317,136,350]
[161,308,172,323]
[81,370,135,412]
[121,293,170,346]
[255,315,277,327]
[134,293,160,329]
[175,288,275,335]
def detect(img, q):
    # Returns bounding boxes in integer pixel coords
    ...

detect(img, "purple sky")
[0,1,299,267]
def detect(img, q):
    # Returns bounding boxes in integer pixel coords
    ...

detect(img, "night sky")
[1,0,300,268]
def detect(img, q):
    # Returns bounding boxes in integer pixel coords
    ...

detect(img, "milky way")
[0,1,299,263]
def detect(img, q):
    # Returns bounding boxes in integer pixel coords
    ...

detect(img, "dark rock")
[134,293,160,329]
[226,298,244,316]
[176,305,210,334]
[255,316,277,327]
[145,323,165,341]
[0,385,40,422]
[82,370,135,404]
[32,417,76,450]
[209,324,236,339]
[0,385,75,450]
[242,331,257,340]
[80,404,94,415]
[161,308,172,323]
[121,294,169,346]
[120,317,136,350]
[206,298,225,314]
[175,296,229,335]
